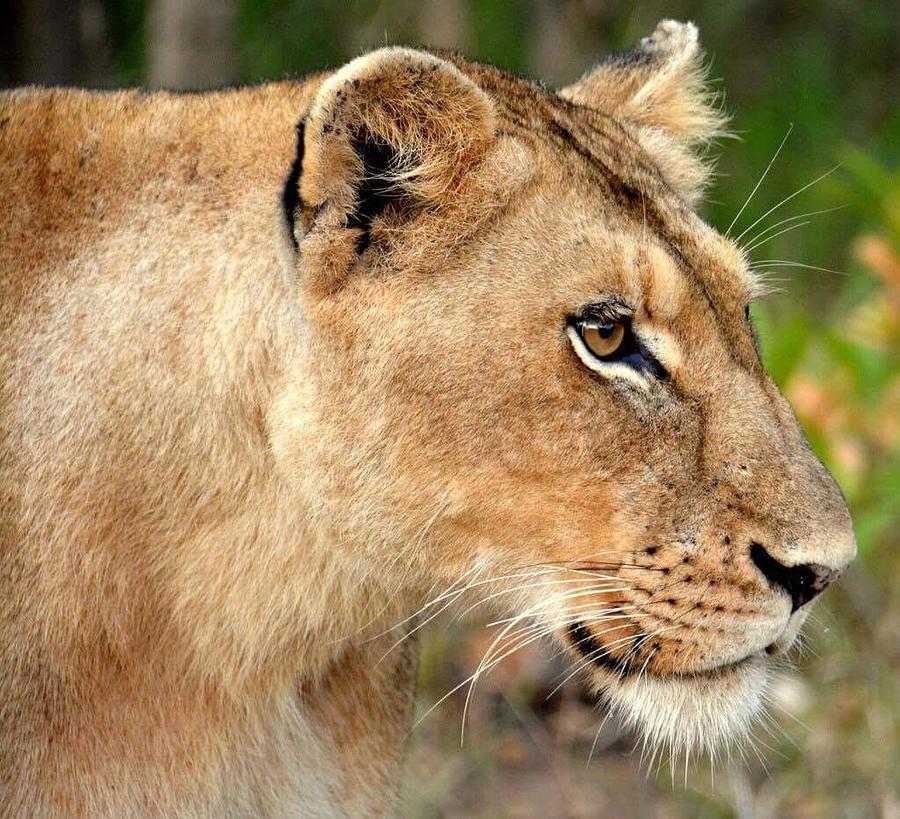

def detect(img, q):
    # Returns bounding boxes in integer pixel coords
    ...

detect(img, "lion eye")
[580,321,626,359]
[567,307,668,381]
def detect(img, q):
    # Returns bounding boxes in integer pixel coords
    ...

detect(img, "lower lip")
[567,621,759,681]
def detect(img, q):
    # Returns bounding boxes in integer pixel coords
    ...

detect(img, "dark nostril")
[749,542,840,612]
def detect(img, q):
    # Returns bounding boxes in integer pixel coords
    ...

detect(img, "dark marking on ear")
[347,134,403,254]
[746,305,762,357]
[601,44,655,69]
[281,119,306,251]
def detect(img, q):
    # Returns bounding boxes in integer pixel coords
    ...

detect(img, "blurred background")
[2,1,897,816]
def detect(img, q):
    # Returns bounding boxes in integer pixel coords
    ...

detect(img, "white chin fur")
[601,657,769,760]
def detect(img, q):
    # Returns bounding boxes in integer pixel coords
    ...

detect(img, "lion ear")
[283,48,495,296]
[560,20,728,205]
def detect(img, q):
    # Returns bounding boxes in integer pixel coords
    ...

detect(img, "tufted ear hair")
[561,20,729,205]
[283,47,496,296]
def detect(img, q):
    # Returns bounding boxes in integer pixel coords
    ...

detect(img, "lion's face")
[280,22,855,756]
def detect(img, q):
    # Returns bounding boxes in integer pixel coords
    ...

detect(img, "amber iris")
[581,321,626,359]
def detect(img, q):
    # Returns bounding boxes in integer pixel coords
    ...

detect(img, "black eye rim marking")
[567,300,669,381]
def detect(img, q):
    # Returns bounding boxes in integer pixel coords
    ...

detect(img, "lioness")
[0,19,855,817]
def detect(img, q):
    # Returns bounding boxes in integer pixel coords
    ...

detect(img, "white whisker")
[734,163,841,244]
[751,259,847,276]
[726,124,793,237]
[743,204,846,249]
[456,576,620,622]
[745,220,810,254]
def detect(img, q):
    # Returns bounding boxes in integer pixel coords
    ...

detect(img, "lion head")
[275,20,855,758]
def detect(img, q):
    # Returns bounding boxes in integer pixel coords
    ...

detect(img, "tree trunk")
[9,0,82,85]
[147,0,236,90]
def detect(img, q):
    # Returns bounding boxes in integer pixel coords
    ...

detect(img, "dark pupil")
[596,322,616,338]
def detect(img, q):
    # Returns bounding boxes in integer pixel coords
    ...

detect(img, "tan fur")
[561,20,729,206]
[0,21,854,816]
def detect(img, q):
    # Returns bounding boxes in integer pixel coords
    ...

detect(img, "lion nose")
[750,542,842,612]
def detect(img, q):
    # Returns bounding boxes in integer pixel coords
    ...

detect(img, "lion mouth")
[565,620,759,682]
[565,619,772,757]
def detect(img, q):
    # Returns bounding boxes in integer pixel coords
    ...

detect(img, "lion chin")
[592,655,770,760]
